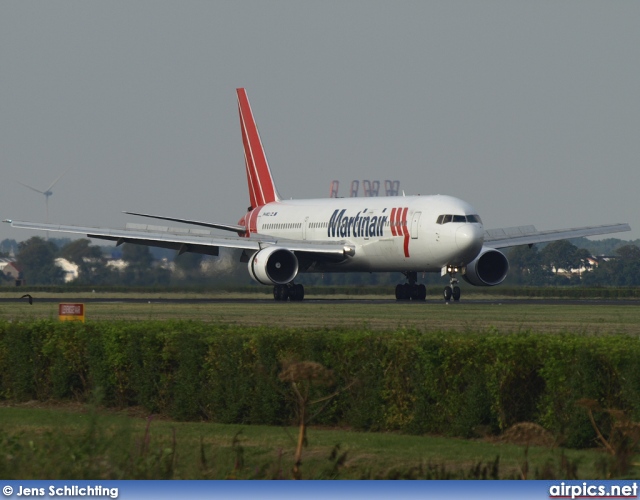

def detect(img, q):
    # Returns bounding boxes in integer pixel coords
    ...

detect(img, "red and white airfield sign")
[58,303,85,322]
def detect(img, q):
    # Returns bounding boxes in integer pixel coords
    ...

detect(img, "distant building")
[330,179,400,197]
[0,258,12,273]
[554,255,612,277]
[54,258,79,283]
[106,259,128,271]
[0,259,24,285]
[0,259,21,280]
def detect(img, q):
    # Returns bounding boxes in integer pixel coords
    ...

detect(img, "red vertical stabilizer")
[237,88,281,209]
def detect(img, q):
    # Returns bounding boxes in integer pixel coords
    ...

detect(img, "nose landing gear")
[443,265,462,302]
[443,282,461,302]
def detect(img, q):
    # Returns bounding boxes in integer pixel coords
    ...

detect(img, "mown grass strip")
[0,405,615,479]
[1,301,640,334]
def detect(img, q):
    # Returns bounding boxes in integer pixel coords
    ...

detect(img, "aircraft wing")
[3,220,352,259]
[484,223,631,249]
[122,211,247,235]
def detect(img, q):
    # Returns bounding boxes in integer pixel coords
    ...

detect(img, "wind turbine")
[15,166,72,223]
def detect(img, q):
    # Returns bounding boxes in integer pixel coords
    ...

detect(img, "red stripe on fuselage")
[400,207,410,257]
[390,206,410,257]
[249,206,260,234]
[395,207,403,237]
[390,207,398,236]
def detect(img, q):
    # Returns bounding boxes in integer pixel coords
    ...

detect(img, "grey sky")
[2,1,639,245]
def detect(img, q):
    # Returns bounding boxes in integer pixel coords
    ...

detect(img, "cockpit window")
[436,214,483,225]
[467,214,482,224]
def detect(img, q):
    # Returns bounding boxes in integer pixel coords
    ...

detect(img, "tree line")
[1,237,186,286]
[506,240,640,286]
[1,236,639,287]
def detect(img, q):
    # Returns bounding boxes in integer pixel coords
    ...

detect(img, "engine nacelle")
[462,246,509,286]
[248,246,299,285]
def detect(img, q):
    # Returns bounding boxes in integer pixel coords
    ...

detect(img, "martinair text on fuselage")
[248,202,408,240]
[327,208,387,238]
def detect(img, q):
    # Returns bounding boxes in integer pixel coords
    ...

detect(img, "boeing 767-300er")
[4,89,631,301]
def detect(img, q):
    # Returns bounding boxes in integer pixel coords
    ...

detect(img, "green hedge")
[1,320,639,448]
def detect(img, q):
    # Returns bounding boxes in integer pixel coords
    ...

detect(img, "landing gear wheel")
[291,283,304,301]
[443,286,452,302]
[396,272,427,301]
[452,286,461,301]
[273,283,304,301]
[395,283,411,300]
[273,284,289,301]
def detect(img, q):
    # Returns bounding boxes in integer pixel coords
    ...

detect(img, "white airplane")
[4,89,631,301]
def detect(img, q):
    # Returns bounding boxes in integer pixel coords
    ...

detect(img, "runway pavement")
[1,296,639,306]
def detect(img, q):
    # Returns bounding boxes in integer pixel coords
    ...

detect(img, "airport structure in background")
[329,180,400,198]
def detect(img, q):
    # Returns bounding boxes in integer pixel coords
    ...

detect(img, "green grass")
[1,292,638,478]
[1,300,639,334]
[0,404,617,479]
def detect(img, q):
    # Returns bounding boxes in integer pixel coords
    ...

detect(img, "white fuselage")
[242,194,485,273]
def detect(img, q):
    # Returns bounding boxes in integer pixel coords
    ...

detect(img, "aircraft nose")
[455,225,484,258]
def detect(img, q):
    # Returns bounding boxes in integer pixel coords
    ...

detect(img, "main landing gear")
[395,272,427,301]
[443,265,461,302]
[273,283,305,301]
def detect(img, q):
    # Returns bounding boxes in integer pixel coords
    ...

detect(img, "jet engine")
[248,246,299,285]
[462,247,509,286]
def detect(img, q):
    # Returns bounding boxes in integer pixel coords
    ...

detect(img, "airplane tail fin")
[237,88,281,209]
